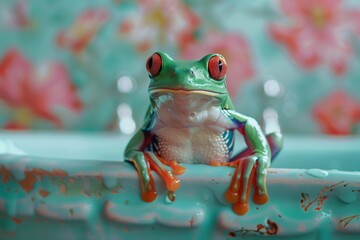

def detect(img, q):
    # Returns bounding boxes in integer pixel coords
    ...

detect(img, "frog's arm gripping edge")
[124,108,185,202]
[223,110,283,215]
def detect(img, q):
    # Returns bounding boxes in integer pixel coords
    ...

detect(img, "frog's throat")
[149,88,221,97]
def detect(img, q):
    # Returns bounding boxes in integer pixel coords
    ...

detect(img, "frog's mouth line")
[149,88,221,97]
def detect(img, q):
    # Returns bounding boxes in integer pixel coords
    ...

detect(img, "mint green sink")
[1,132,360,239]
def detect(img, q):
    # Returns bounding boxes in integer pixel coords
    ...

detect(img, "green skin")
[125,52,282,215]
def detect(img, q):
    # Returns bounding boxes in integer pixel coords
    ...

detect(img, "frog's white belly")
[152,127,232,164]
[150,92,234,164]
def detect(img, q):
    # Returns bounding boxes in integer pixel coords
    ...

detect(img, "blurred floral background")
[0,0,360,135]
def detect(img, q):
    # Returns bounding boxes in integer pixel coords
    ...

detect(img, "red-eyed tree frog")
[125,52,283,215]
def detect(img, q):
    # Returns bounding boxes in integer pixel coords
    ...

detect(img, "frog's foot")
[129,152,183,202]
[144,152,183,190]
[213,156,268,215]
[152,154,186,175]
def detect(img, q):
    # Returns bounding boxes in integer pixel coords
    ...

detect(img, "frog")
[125,52,283,215]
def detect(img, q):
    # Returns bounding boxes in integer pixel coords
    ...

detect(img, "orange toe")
[254,193,269,205]
[142,190,157,202]
[233,202,249,216]
[164,176,181,191]
[172,164,186,175]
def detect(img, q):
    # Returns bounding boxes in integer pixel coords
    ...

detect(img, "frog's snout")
[171,67,195,78]
[168,68,196,88]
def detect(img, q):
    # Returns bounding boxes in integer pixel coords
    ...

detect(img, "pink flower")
[119,0,200,52]
[181,32,254,98]
[0,49,82,129]
[57,8,109,54]
[312,90,360,135]
[269,0,360,76]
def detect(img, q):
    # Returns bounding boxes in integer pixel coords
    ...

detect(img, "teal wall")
[0,0,360,134]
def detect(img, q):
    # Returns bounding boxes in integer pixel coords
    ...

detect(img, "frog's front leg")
[218,110,273,215]
[125,131,186,202]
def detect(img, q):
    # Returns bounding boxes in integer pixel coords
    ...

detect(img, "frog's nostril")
[169,69,176,77]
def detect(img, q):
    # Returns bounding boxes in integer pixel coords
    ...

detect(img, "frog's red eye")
[208,55,227,80]
[146,53,162,77]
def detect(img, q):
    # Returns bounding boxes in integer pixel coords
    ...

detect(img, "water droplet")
[165,191,176,204]
[305,169,329,178]
[337,188,358,204]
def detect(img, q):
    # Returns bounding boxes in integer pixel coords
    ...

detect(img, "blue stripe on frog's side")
[222,129,235,158]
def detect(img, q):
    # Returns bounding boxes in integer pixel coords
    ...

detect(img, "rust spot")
[1,166,68,190]
[30,168,68,177]
[188,216,196,227]
[81,189,91,197]
[257,222,275,235]
[315,196,328,210]
[12,217,22,224]
[260,219,278,235]
[51,169,68,176]
[300,181,344,211]
[124,200,129,205]
[19,172,36,192]
[31,168,49,176]
[229,232,236,237]
[69,208,74,218]
[14,168,69,193]
[69,178,75,184]
[111,189,118,194]
[1,166,12,183]
[340,215,360,227]
[229,219,278,237]
[39,189,50,198]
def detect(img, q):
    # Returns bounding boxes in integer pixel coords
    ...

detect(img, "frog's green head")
[146,52,230,107]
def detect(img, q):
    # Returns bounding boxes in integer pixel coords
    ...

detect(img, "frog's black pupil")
[218,60,223,72]
[148,57,153,69]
